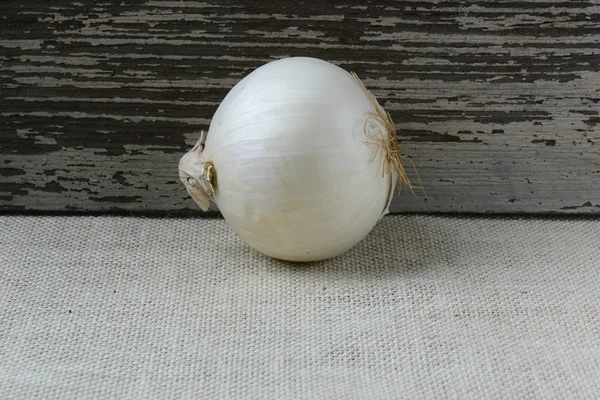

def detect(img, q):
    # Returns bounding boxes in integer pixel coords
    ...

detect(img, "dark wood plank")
[1,0,599,214]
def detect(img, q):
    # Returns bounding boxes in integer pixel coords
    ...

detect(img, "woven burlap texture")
[1,215,599,399]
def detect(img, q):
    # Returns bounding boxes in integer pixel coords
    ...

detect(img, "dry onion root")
[179,57,424,262]
[352,72,425,198]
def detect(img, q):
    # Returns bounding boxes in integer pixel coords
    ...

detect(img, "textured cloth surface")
[1,215,599,399]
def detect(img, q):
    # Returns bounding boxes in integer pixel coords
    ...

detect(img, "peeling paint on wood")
[1,0,599,214]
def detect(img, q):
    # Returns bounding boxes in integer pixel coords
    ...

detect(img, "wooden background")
[1,0,599,214]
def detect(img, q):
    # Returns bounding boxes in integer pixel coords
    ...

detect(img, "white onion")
[179,57,418,262]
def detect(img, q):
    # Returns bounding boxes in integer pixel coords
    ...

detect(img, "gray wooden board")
[1,0,599,214]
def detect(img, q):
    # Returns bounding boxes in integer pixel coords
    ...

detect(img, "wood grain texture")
[1,0,599,214]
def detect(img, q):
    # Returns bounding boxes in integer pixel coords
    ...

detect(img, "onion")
[179,57,420,262]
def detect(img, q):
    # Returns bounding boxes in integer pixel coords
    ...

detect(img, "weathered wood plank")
[1,0,599,214]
